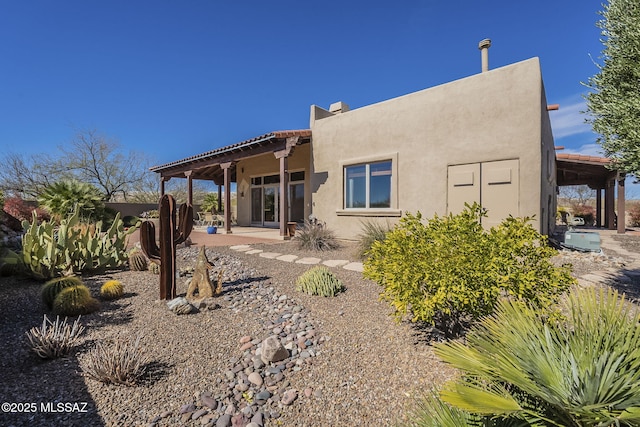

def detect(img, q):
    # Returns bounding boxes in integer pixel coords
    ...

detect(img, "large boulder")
[260,335,289,364]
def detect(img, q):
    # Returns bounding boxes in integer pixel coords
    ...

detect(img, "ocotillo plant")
[140,194,193,300]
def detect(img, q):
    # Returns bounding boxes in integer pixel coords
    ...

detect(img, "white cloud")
[561,143,604,157]
[549,99,593,139]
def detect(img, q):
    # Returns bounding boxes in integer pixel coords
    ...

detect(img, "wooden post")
[617,172,626,234]
[278,155,289,237]
[605,177,615,229]
[596,187,602,228]
[160,176,168,197]
[274,136,298,238]
[221,162,233,234]
[186,171,193,206]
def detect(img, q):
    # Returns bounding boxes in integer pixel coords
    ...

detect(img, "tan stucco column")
[617,172,626,234]
[221,162,234,234]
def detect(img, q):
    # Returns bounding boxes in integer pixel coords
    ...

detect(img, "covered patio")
[556,152,626,233]
[150,130,312,238]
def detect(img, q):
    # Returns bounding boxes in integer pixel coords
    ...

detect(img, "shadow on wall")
[311,171,328,193]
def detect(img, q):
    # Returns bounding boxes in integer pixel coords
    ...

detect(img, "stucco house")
[150,54,625,239]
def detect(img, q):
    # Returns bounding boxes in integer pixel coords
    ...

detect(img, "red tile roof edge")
[556,153,611,164]
[150,129,311,171]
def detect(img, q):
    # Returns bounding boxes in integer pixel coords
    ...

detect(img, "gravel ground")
[0,237,637,427]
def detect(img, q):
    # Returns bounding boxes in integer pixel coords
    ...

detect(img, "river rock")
[260,336,288,364]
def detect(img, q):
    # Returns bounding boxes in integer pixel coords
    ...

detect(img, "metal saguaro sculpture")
[140,194,193,300]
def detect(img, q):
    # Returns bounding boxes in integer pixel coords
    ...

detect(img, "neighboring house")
[150,56,625,239]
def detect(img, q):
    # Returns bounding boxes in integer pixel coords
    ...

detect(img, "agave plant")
[418,287,640,426]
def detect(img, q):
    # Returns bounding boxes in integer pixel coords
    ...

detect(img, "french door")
[251,185,279,227]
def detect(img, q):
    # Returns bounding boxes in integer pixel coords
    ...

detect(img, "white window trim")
[337,152,399,216]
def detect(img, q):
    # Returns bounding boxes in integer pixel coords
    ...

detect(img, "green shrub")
[296,266,344,297]
[53,285,100,316]
[293,218,339,251]
[122,215,140,227]
[413,287,640,427]
[0,248,24,277]
[200,193,222,213]
[363,203,575,337]
[100,280,124,300]
[574,205,596,226]
[356,219,392,260]
[41,275,84,309]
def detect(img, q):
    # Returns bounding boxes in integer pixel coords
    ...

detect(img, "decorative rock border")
[150,269,326,427]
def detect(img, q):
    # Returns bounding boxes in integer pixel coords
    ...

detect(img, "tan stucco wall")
[310,57,555,239]
[235,143,311,226]
[540,83,557,235]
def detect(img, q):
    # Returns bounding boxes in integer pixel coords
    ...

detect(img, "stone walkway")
[229,245,364,272]
[230,232,640,289]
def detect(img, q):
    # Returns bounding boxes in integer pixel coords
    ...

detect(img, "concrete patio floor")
[128,225,288,248]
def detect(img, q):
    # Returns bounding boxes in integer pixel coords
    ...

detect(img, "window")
[344,160,392,209]
[290,171,305,182]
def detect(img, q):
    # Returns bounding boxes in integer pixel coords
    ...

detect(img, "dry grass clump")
[25,314,85,359]
[294,218,340,251]
[80,335,151,386]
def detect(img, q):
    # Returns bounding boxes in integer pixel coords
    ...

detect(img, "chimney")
[478,38,491,72]
[329,101,349,114]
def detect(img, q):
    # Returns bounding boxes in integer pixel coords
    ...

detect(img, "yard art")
[186,246,223,300]
[140,194,193,299]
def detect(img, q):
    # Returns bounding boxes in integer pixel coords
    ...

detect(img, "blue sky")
[1,1,605,166]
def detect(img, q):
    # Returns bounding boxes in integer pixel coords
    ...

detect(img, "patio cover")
[556,152,625,232]
[150,130,312,235]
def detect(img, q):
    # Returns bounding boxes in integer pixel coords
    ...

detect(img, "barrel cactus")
[296,266,344,297]
[41,275,85,309]
[53,285,100,316]
[100,280,124,300]
[128,250,148,272]
[148,261,160,275]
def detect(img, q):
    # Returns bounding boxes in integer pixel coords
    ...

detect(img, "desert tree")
[0,128,155,202]
[584,0,640,175]
[59,128,153,202]
[0,152,70,199]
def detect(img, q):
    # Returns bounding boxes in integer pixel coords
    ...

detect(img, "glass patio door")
[263,185,279,227]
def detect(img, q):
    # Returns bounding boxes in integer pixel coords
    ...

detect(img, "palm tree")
[38,180,105,222]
